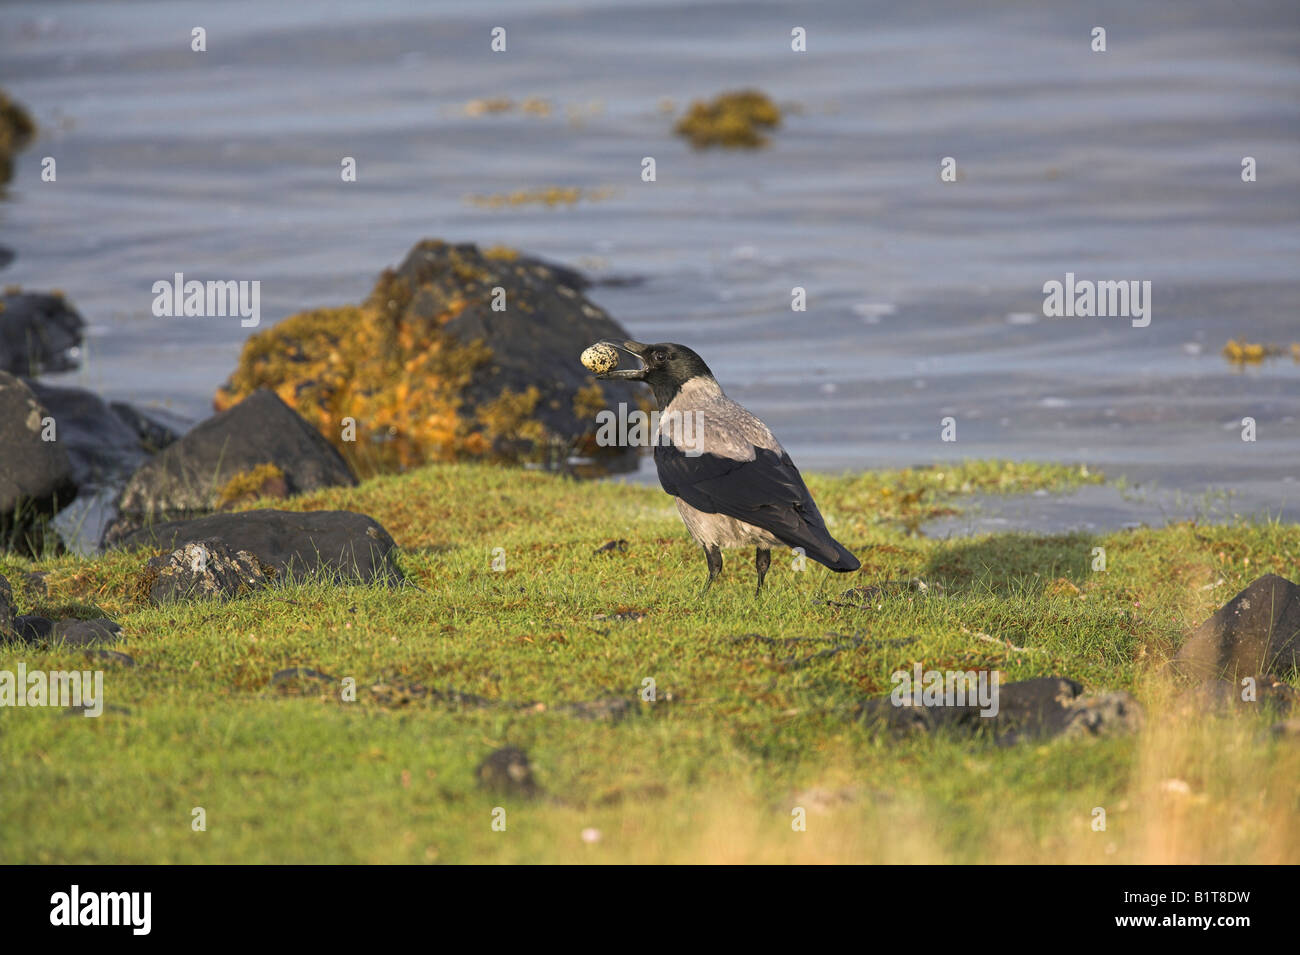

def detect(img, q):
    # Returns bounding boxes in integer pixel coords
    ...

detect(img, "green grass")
[1,459,1297,863]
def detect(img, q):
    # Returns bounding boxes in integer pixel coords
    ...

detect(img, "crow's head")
[596,341,715,407]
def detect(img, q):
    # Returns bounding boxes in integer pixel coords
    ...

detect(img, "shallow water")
[3,0,1298,536]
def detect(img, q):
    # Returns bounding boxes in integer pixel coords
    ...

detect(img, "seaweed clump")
[0,91,35,184]
[674,90,782,149]
[1221,339,1296,365]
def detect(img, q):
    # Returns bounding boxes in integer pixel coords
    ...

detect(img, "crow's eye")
[653,351,667,363]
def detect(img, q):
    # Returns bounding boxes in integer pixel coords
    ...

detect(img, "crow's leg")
[755,548,771,595]
[702,545,723,591]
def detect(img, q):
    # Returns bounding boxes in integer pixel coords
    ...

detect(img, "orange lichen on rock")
[217,463,288,508]
[216,241,643,476]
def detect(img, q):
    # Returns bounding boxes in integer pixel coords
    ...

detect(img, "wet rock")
[103,388,357,543]
[1173,574,1300,681]
[215,240,644,472]
[113,509,404,586]
[25,380,149,489]
[138,539,271,605]
[476,746,540,798]
[12,614,51,642]
[0,291,83,375]
[109,402,184,454]
[857,676,1143,745]
[0,372,75,553]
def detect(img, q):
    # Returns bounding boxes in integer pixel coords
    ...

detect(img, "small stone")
[475,746,539,798]
[139,539,270,605]
[51,618,122,647]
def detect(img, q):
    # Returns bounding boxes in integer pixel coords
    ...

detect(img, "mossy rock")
[216,240,644,474]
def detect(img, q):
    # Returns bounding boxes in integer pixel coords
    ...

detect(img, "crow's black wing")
[655,443,859,570]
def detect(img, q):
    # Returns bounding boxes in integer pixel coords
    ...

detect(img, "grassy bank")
[1,460,1297,863]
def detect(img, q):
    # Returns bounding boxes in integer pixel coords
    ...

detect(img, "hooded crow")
[596,341,860,592]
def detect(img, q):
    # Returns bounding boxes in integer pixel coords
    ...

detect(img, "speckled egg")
[580,342,620,374]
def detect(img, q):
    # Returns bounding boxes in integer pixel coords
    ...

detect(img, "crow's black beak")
[596,340,649,380]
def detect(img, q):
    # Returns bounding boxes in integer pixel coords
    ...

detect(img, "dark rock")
[7,614,121,647]
[25,380,148,489]
[475,746,540,798]
[109,401,185,454]
[857,675,1143,745]
[1173,574,1300,681]
[12,615,51,642]
[104,389,357,543]
[408,243,641,461]
[0,372,75,552]
[1059,691,1144,741]
[139,539,271,605]
[0,572,14,637]
[113,509,404,586]
[0,291,83,375]
[51,618,122,647]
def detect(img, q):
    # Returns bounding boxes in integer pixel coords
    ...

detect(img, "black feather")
[655,445,860,571]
